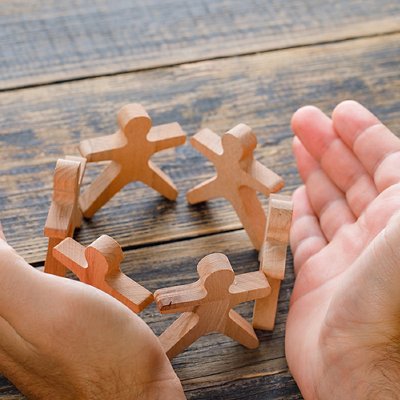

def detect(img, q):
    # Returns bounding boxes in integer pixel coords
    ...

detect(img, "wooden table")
[0,1,399,398]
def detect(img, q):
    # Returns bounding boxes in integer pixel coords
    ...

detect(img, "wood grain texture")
[0,34,399,264]
[0,229,299,398]
[1,0,400,89]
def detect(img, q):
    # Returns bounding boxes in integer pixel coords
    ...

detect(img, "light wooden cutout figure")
[44,156,87,276]
[53,235,153,313]
[79,103,186,218]
[253,194,293,330]
[187,124,284,250]
[154,253,271,359]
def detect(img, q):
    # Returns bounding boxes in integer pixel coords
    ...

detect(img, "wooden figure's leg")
[80,162,125,218]
[44,238,65,276]
[253,278,281,331]
[72,208,83,230]
[230,187,266,250]
[186,177,220,204]
[141,161,179,201]
[223,310,259,349]
[159,312,202,359]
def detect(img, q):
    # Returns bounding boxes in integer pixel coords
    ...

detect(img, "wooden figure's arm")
[79,131,126,162]
[244,160,284,196]
[154,281,207,314]
[148,122,186,152]
[190,128,222,162]
[105,273,154,313]
[53,237,88,281]
[230,270,271,306]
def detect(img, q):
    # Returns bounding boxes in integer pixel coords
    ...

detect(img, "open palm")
[286,101,400,399]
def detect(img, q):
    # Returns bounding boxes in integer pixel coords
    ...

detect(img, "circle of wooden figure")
[78,103,186,218]
[253,194,293,330]
[44,156,86,277]
[187,124,284,250]
[154,253,271,359]
[52,235,153,313]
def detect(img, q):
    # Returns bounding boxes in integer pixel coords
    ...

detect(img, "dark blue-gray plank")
[0,229,301,399]
[0,34,399,263]
[1,0,400,89]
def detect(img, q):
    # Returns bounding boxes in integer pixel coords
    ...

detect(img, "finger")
[292,105,378,216]
[332,100,400,192]
[0,222,5,241]
[293,137,356,241]
[290,186,327,275]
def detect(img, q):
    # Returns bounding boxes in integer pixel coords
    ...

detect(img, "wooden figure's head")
[197,253,235,299]
[85,234,124,278]
[117,103,152,140]
[221,124,257,162]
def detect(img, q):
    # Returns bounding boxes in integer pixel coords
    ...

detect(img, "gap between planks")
[1,29,399,94]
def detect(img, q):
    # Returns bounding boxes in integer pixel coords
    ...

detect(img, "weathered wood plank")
[0,229,300,398]
[0,34,400,263]
[1,0,400,89]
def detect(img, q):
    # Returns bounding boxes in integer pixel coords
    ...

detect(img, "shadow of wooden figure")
[44,156,87,276]
[154,253,271,359]
[253,194,293,330]
[187,124,284,250]
[79,103,186,218]
[52,235,153,313]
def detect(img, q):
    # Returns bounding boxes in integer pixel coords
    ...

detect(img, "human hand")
[286,100,400,399]
[0,233,184,399]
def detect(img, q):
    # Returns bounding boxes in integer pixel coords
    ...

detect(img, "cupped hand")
[0,234,184,400]
[286,100,400,399]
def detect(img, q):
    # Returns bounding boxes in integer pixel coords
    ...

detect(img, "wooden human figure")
[253,194,293,330]
[187,124,284,250]
[44,157,86,276]
[53,235,153,313]
[154,253,271,359]
[79,103,186,218]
